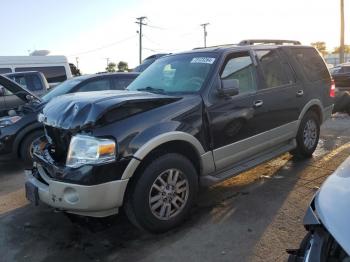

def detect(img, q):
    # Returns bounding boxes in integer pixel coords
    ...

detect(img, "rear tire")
[20,130,43,168]
[291,111,320,158]
[124,153,198,233]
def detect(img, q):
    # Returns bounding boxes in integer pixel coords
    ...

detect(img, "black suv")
[25,41,333,232]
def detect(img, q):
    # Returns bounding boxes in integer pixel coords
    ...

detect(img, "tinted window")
[342,67,350,73]
[42,78,84,102]
[220,53,257,94]
[0,68,11,74]
[30,75,43,91]
[291,48,330,82]
[113,77,135,90]
[256,50,293,89]
[8,75,28,89]
[15,66,67,83]
[77,79,111,92]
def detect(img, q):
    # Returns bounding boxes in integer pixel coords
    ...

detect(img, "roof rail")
[192,43,236,50]
[238,39,301,46]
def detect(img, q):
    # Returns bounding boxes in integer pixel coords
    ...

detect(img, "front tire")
[291,111,320,158]
[20,130,43,168]
[125,153,198,233]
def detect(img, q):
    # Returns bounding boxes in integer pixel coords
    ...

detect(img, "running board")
[200,139,296,187]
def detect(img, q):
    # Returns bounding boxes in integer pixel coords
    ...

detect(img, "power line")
[136,16,147,64]
[68,35,137,57]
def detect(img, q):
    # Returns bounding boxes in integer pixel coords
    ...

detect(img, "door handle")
[253,100,263,108]
[296,90,304,97]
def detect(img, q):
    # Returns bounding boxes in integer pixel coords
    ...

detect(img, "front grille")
[44,125,72,163]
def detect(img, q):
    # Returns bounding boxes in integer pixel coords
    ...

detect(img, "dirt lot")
[1,114,350,262]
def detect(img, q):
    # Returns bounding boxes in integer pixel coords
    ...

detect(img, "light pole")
[200,23,210,47]
[340,0,345,63]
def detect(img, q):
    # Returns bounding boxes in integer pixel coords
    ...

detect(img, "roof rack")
[238,39,301,46]
[192,43,236,50]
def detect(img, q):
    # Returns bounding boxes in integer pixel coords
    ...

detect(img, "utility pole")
[105,57,110,67]
[136,16,147,64]
[75,57,79,69]
[340,0,345,64]
[200,23,210,47]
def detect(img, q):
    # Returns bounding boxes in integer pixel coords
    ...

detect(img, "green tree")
[311,42,328,56]
[117,61,129,72]
[332,45,350,54]
[106,62,116,72]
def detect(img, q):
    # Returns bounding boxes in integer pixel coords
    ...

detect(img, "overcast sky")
[0,0,348,73]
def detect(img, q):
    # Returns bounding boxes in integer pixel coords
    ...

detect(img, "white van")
[0,56,72,88]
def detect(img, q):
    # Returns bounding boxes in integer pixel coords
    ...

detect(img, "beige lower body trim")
[26,166,129,217]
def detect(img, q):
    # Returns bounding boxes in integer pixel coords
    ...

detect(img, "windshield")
[42,78,83,102]
[127,53,217,93]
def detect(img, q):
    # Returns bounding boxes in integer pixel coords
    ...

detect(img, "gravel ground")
[0,113,349,262]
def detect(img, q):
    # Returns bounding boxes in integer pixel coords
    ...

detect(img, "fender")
[13,122,43,155]
[121,131,209,180]
[297,99,324,131]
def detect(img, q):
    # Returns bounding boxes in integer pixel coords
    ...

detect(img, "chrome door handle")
[253,100,263,108]
[296,90,304,97]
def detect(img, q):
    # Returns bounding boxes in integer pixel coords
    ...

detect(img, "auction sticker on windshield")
[190,57,215,64]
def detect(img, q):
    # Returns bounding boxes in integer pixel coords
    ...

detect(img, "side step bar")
[200,139,296,187]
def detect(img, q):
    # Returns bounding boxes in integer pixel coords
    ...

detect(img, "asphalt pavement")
[1,114,350,262]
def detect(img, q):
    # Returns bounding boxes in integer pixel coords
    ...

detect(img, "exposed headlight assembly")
[0,115,22,128]
[66,135,116,168]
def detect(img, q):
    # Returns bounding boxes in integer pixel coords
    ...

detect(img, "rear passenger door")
[252,49,301,137]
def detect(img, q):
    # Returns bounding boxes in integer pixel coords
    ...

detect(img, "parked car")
[330,64,350,114]
[0,71,49,116]
[26,42,333,233]
[288,156,350,261]
[0,72,139,166]
[133,53,169,72]
[0,55,72,88]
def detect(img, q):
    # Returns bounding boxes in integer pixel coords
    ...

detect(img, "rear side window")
[0,68,11,74]
[30,75,44,91]
[113,77,135,90]
[290,48,330,82]
[77,79,111,92]
[15,66,67,83]
[256,50,294,89]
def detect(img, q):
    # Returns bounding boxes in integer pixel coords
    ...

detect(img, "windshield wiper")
[137,86,165,93]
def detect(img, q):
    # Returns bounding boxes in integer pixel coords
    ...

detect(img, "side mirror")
[0,86,4,96]
[218,79,239,97]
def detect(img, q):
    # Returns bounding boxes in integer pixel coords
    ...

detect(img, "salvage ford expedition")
[24,41,333,232]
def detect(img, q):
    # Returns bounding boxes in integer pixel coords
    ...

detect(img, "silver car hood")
[315,156,350,255]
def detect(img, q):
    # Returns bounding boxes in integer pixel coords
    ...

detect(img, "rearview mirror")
[218,79,239,97]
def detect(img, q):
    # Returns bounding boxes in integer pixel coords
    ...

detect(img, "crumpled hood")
[41,90,179,130]
[315,156,350,255]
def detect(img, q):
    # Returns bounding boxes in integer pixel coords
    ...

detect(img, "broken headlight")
[66,135,116,168]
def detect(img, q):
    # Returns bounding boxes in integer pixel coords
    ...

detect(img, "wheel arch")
[121,131,210,181]
[298,99,323,125]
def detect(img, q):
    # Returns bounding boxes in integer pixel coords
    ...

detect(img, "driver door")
[206,51,259,170]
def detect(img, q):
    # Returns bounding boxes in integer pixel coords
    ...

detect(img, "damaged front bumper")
[25,137,130,217]
[25,165,129,217]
